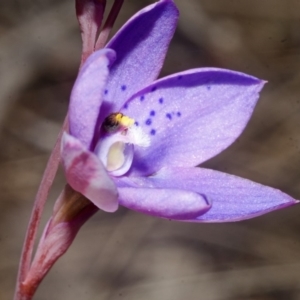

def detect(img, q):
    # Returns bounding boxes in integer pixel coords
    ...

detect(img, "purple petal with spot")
[116,167,297,222]
[101,0,178,118]
[118,186,211,220]
[69,49,116,149]
[121,68,265,176]
[61,133,118,212]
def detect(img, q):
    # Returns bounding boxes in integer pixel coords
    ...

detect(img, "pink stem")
[76,0,106,65]
[14,1,124,299]
[13,117,69,300]
[95,0,124,50]
[18,188,98,300]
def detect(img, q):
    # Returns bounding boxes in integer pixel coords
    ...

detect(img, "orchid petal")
[117,185,211,220]
[102,0,178,117]
[118,167,297,222]
[121,68,265,176]
[69,49,116,149]
[61,132,118,212]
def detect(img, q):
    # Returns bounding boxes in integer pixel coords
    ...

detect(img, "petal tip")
[60,133,119,214]
[85,48,116,68]
[119,187,211,221]
[102,199,119,213]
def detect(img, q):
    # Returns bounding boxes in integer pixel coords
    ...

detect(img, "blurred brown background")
[1,0,300,299]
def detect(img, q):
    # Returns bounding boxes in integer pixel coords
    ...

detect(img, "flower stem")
[13,117,68,300]
[14,1,124,298]
[95,0,124,50]
[19,186,98,300]
[76,0,106,65]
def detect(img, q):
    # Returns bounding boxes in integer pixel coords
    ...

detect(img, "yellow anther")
[114,113,123,123]
[119,115,134,127]
[102,112,135,133]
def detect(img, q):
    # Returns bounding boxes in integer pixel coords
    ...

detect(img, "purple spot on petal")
[140,95,145,101]
[135,121,139,126]
[150,110,155,116]
[121,85,127,91]
[178,75,182,80]
[104,89,108,95]
[124,103,128,109]
[159,98,164,104]
[201,194,210,206]
[150,129,156,135]
[145,119,152,126]
[166,113,172,120]
[207,86,211,90]
[177,112,181,117]
[151,86,157,92]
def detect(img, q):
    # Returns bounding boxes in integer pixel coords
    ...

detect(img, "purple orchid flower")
[61,0,297,222]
